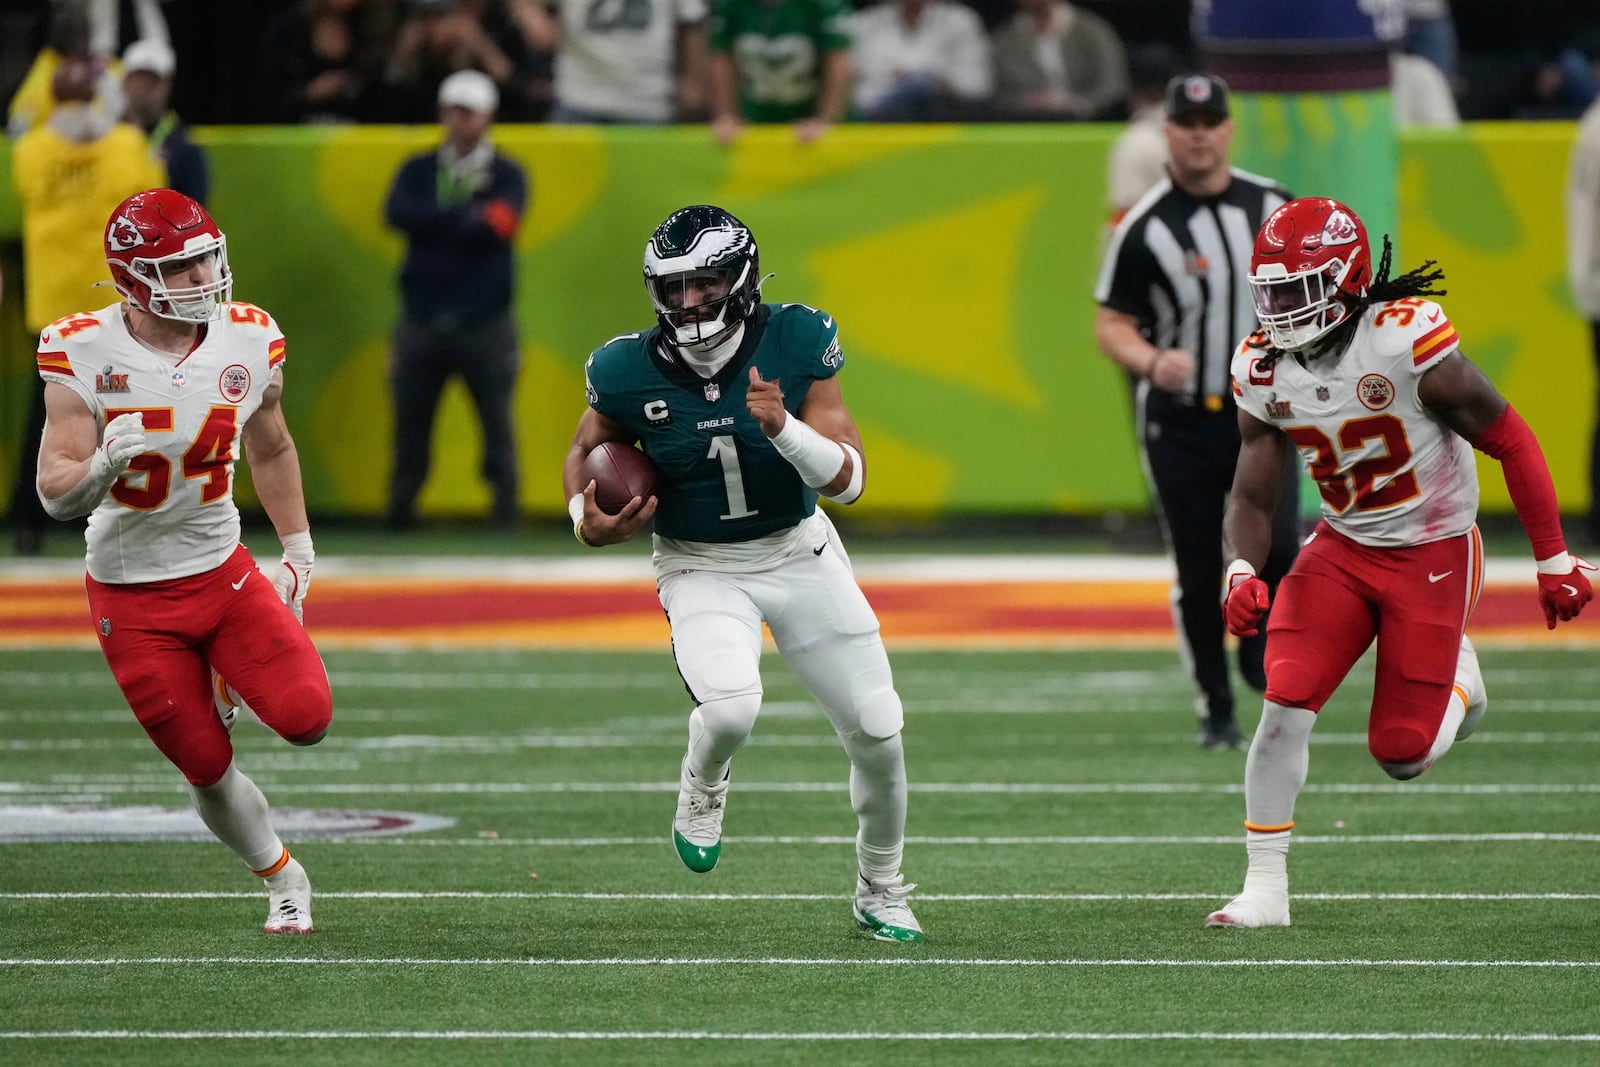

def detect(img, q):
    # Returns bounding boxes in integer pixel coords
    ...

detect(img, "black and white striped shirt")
[1095,169,1290,409]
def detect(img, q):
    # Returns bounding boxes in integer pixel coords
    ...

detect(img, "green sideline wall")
[0,121,1588,519]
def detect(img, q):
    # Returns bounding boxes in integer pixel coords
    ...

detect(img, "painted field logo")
[1358,373,1395,411]
[0,804,455,842]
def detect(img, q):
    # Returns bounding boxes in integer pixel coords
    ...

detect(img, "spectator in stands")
[524,0,709,124]
[8,57,164,555]
[1566,94,1600,545]
[851,0,993,121]
[383,0,515,123]
[1105,43,1176,226]
[7,3,125,139]
[1390,48,1460,127]
[260,0,398,123]
[382,70,527,530]
[464,0,558,121]
[1401,0,1458,85]
[709,0,854,146]
[120,39,208,204]
[990,0,1128,122]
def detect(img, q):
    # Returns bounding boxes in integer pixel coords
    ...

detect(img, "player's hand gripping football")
[1534,553,1596,629]
[91,412,146,483]
[747,367,786,436]
[576,479,656,546]
[1222,559,1271,637]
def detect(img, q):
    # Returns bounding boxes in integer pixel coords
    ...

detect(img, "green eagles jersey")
[585,303,843,543]
[708,0,853,123]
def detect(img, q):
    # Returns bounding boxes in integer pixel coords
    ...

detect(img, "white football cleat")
[853,873,924,942]
[263,857,313,934]
[1204,891,1290,929]
[1454,634,1487,741]
[211,669,239,733]
[671,758,729,874]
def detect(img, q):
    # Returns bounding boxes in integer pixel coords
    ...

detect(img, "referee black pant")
[387,308,520,528]
[1138,386,1300,729]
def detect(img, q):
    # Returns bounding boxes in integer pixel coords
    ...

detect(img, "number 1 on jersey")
[708,435,758,520]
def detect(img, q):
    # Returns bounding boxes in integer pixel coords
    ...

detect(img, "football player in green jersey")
[561,205,921,943]
[708,0,853,145]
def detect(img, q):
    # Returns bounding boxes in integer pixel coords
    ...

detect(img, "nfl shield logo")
[704,382,720,402]
[99,617,112,636]
[1316,386,1330,401]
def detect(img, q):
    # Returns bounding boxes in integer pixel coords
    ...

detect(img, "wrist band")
[769,413,846,490]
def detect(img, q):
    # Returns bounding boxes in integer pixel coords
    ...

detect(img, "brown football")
[583,442,659,515]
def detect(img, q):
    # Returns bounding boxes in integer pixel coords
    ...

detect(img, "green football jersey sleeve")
[584,303,844,543]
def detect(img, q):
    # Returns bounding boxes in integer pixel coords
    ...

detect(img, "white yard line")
[7,780,1600,796]
[2,1029,1598,1043]
[3,891,1598,902]
[3,956,1598,968]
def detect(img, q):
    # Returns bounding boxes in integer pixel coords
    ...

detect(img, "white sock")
[842,733,907,884]
[188,762,285,872]
[1240,829,1291,899]
[685,697,758,785]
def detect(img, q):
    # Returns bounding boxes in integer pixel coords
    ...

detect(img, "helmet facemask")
[126,236,232,323]
[646,262,753,350]
[1249,251,1359,351]
[643,206,762,352]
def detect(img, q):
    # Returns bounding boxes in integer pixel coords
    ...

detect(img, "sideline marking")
[2,1029,1599,1043]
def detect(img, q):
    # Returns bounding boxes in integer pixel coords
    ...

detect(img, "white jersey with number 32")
[35,301,286,584]
[1230,297,1478,549]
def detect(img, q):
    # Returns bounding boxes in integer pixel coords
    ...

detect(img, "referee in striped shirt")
[1094,74,1302,750]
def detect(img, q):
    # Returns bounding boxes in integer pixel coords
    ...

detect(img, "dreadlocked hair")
[1247,234,1448,371]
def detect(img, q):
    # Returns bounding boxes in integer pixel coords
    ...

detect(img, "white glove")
[90,412,146,482]
[259,530,314,622]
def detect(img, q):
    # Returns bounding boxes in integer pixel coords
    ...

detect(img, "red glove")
[1535,553,1596,629]
[1223,559,1271,637]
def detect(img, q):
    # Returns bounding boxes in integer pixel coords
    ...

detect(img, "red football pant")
[1264,523,1483,768]
[87,544,333,786]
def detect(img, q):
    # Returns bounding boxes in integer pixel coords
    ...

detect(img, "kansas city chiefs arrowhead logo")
[107,215,145,252]
[1322,210,1359,246]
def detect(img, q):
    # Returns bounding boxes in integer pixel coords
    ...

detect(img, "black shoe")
[1237,633,1268,692]
[385,508,418,532]
[1198,718,1247,751]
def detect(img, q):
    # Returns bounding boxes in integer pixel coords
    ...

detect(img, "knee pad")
[1371,725,1431,777]
[276,678,333,746]
[695,692,763,746]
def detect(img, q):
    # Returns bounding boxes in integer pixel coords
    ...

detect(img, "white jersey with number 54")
[1230,297,1478,549]
[35,301,286,584]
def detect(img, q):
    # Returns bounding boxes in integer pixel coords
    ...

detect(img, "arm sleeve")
[1471,404,1566,560]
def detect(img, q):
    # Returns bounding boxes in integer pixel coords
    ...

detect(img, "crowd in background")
[1,0,1597,136]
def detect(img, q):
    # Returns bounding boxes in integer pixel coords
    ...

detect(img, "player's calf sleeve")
[842,732,907,875]
[687,694,761,782]
[1244,702,1316,830]
[188,762,287,872]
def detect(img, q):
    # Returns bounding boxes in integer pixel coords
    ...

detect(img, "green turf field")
[2,645,1598,1066]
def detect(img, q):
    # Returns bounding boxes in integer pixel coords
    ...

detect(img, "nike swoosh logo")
[1563,584,1579,596]
[822,316,833,329]
[231,575,248,590]
[1428,571,1453,583]
[813,543,825,556]
[1428,311,1441,323]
